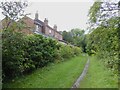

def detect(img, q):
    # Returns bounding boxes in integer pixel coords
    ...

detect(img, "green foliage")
[88,2,102,23]
[58,44,82,59]
[2,30,58,80]
[24,34,58,68]
[87,1,119,74]
[80,56,118,88]
[72,46,82,56]
[62,28,86,52]
[86,1,119,76]
[2,29,82,82]
[3,55,87,88]
[62,31,74,43]
[54,43,82,63]
[0,1,28,21]
[2,29,26,78]
[88,1,118,30]
[59,45,74,59]
[86,17,119,74]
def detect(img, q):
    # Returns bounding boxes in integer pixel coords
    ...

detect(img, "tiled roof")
[34,19,62,35]
[34,19,44,26]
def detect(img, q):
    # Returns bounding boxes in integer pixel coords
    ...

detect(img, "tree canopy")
[0,1,28,29]
[88,0,119,31]
[62,28,86,52]
[86,1,119,74]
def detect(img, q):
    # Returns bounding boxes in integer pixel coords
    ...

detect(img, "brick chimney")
[44,18,48,25]
[53,24,57,31]
[35,11,39,20]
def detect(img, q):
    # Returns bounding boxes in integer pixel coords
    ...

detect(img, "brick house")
[19,16,36,34]
[0,17,35,34]
[34,12,62,40]
[1,12,63,41]
[0,17,15,30]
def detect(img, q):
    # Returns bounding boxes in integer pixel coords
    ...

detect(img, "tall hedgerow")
[2,30,82,81]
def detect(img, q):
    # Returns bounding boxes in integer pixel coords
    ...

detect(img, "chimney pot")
[44,18,48,25]
[35,11,39,20]
[53,24,57,30]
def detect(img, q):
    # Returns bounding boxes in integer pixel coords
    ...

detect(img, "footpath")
[71,58,90,89]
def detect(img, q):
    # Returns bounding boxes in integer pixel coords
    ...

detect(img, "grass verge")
[80,55,118,88]
[3,54,87,88]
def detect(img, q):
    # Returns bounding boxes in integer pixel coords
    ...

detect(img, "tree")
[86,1,119,74]
[1,1,28,81]
[62,28,86,52]
[62,31,74,43]
[70,28,86,50]
[88,0,119,31]
[0,1,28,29]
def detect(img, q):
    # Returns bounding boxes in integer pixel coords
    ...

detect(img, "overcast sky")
[0,0,94,32]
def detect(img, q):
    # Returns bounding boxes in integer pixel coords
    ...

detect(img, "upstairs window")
[49,30,51,34]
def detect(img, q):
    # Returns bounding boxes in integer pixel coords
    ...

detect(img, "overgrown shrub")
[56,44,82,60]
[86,17,119,74]
[24,34,58,68]
[2,31,58,80]
[59,45,73,59]
[72,46,82,56]
[2,30,82,81]
[2,29,26,79]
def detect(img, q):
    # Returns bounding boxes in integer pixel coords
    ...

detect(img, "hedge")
[2,30,82,81]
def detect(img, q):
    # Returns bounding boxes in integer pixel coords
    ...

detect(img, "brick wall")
[58,33,63,40]
[20,16,35,34]
[1,17,35,35]
[54,31,62,40]
[1,18,14,29]
[44,25,62,40]
[1,17,63,40]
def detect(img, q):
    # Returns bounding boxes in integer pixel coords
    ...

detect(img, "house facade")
[19,16,36,34]
[1,12,63,41]
[34,12,62,40]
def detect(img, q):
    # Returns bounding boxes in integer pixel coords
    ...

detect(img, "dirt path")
[71,58,90,89]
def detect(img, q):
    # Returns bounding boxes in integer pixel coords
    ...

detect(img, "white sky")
[0,0,94,32]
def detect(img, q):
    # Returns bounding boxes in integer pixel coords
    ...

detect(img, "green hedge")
[2,30,82,81]
[58,44,82,59]
[86,17,119,74]
[2,31,58,80]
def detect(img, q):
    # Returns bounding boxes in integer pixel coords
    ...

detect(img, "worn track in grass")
[71,58,90,89]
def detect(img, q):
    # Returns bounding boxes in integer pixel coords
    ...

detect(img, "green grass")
[80,56,118,88]
[3,55,87,88]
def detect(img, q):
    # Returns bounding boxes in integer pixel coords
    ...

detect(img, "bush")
[72,46,82,56]
[86,17,119,74]
[24,34,58,68]
[2,30,82,81]
[56,44,82,60]
[2,30,26,78]
[2,31,58,80]
[59,45,73,59]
